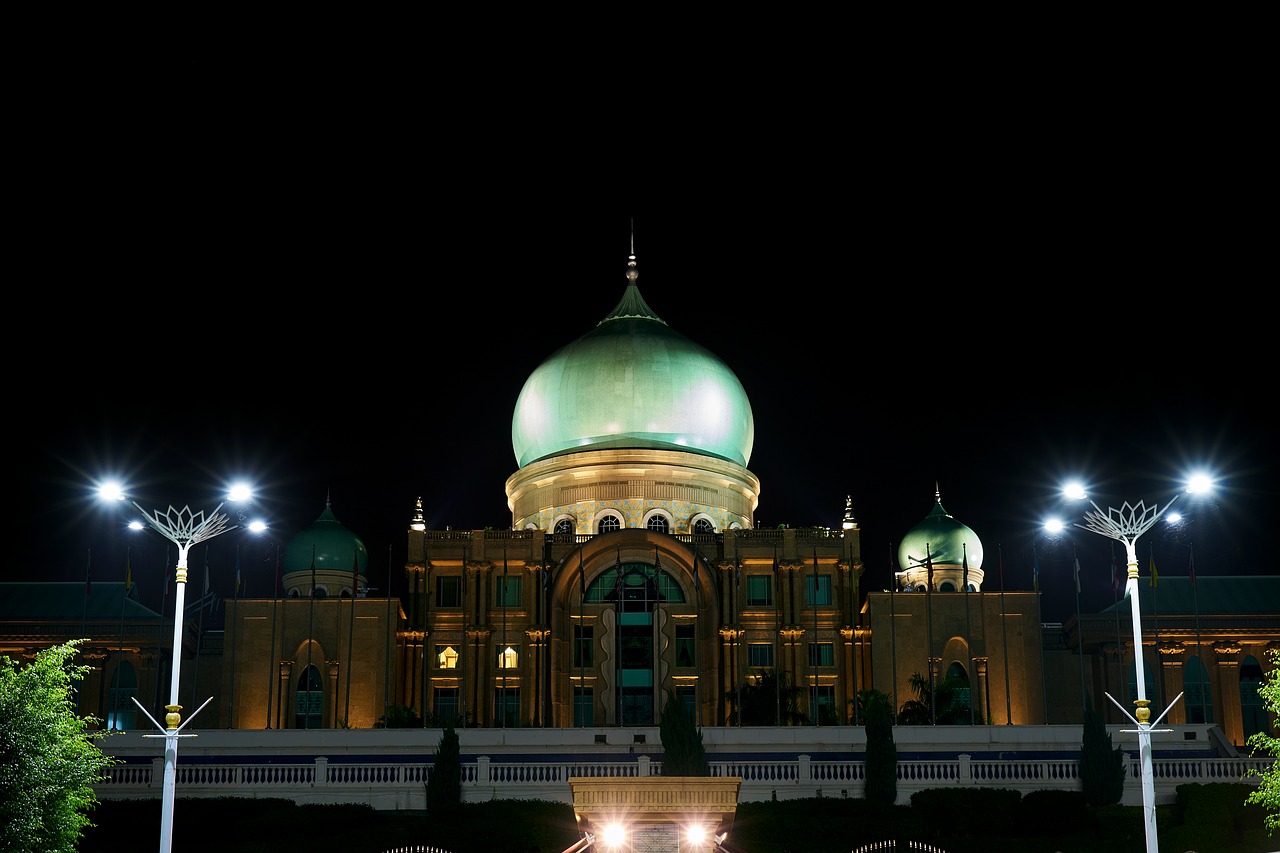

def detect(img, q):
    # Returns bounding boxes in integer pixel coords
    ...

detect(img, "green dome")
[283,500,368,576]
[898,495,984,571]
[511,269,755,469]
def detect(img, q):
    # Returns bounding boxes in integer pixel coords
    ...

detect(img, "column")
[1159,643,1186,723]
[1212,643,1243,747]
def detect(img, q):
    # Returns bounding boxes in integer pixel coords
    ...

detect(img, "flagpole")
[963,543,973,725]
[306,545,315,729]
[925,543,935,726]
[501,547,508,728]
[851,552,860,726]
[264,545,277,722]
[889,542,898,724]
[1191,543,1205,722]
[228,545,240,728]
[1032,542,1047,723]
[772,546,780,726]
[155,548,170,720]
[345,547,357,728]
[1073,545,1086,719]
[460,544,468,728]
[420,549,429,729]
[811,548,818,726]
[1150,547,1163,709]
[383,544,392,726]
[115,546,131,730]
[577,548,584,727]
[80,547,91,714]
[267,544,279,729]
[1111,544,1124,725]
[999,545,1011,725]
[276,545,287,729]
[190,546,208,712]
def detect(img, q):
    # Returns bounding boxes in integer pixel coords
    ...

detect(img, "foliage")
[724,668,808,726]
[658,693,709,776]
[861,688,897,805]
[1245,645,1280,835]
[1080,705,1125,806]
[897,670,971,725]
[425,724,461,814]
[0,639,120,853]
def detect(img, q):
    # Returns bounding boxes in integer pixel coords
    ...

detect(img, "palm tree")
[897,671,971,725]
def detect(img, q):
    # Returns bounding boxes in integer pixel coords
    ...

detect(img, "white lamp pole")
[103,483,247,853]
[1067,482,1192,853]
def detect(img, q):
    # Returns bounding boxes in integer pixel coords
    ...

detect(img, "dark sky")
[13,212,1272,626]
[12,52,1272,625]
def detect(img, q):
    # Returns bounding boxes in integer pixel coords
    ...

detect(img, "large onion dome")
[510,257,755,470]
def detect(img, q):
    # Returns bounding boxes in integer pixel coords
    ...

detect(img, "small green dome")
[511,268,754,470]
[898,495,984,571]
[283,499,368,576]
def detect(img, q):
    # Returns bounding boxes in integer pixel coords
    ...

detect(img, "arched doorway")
[107,661,138,731]
[295,664,323,729]
[586,559,685,725]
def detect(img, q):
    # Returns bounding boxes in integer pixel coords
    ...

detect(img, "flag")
[204,551,211,596]
[925,547,934,592]
[124,548,132,591]
[1149,552,1158,588]
[962,545,969,591]
[351,547,360,596]
[310,547,317,595]
[1110,550,1120,594]
[235,546,242,597]
[1188,545,1196,589]
[1072,551,1081,594]
[1032,545,1041,593]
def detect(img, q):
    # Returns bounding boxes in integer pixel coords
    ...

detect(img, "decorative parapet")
[568,775,741,830]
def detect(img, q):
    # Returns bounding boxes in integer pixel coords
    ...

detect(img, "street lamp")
[99,480,252,853]
[1061,473,1212,853]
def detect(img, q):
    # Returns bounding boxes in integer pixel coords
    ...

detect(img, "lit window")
[437,645,458,669]
[805,574,832,605]
[645,514,669,533]
[808,642,834,667]
[497,645,519,669]
[746,575,773,606]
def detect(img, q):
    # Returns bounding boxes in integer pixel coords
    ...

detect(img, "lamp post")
[1062,474,1211,853]
[100,481,251,853]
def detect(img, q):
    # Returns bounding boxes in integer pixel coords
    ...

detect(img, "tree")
[426,724,461,814]
[1079,706,1125,806]
[861,689,897,805]
[0,639,119,853]
[1245,646,1280,836]
[725,669,808,726]
[659,693,709,776]
[897,671,970,725]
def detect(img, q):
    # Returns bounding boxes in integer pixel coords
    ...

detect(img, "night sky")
[14,213,1272,626]
[12,54,1271,626]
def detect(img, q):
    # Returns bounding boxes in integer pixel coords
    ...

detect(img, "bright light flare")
[601,822,627,848]
[1062,481,1087,501]
[1043,518,1066,534]
[686,823,709,844]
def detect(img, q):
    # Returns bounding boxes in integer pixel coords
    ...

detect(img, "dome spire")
[599,222,666,326]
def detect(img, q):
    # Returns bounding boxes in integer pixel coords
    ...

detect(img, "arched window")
[645,513,670,533]
[597,514,622,533]
[946,661,972,721]
[939,580,956,592]
[692,517,715,534]
[554,518,575,536]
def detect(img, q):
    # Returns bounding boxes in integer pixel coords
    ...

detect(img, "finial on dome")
[935,482,942,504]
[627,218,639,284]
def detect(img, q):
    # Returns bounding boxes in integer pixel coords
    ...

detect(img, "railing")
[94,753,1272,811]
